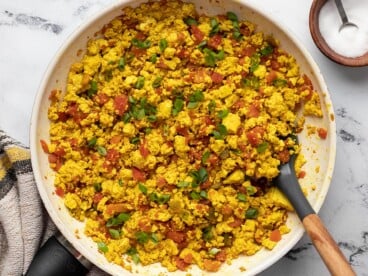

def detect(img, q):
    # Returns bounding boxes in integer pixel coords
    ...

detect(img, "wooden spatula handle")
[303,214,356,276]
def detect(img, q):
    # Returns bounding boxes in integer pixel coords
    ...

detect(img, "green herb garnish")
[88,137,97,148]
[135,76,145,89]
[88,80,98,97]
[97,145,107,156]
[211,124,228,140]
[245,207,258,219]
[131,38,151,49]
[97,242,108,253]
[109,229,120,239]
[106,212,130,227]
[184,16,198,26]
[256,142,268,153]
[159,38,168,52]
[172,98,184,116]
[138,183,148,195]
[217,109,229,119]
[237,193,247,202]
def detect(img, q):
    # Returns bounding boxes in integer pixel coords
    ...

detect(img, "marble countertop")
[1,0,367,275]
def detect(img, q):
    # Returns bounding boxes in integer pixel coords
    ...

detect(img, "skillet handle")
[303,214,356,276]
[25,235,90,276]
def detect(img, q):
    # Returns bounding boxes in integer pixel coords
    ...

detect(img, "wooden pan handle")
[303,214,356,276]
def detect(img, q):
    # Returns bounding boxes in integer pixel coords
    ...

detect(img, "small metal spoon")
[334,0,358,32]
[274,152,356,275]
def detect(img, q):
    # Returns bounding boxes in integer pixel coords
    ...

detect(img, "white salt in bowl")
[30,0,336,275]
[309,0,368,66]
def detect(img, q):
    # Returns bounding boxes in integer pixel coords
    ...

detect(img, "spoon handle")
[334,0,349,24]
[303,214,356,276]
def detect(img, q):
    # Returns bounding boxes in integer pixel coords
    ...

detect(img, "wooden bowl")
[309,0,368,67]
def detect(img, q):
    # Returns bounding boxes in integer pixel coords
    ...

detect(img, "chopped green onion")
[245,207,259,219]
[135,76,145,89]
[209,18,220,36]
[157,194,171,204]
[237,193,247,202]
[260,45,274,56]
[88,80,98,97]
[188,90,204,109]
[109,229,120,239]
[93,183,102,192]
[212,124,228,140]
[242,76,260,90]
[190,167,208,186]
[152,76,163,88]
[138,183,148,195]
[273,78,288,87]
[122,112,132,123]
[118,57,126,70]
[246,186,257,195]
[226,11,238,22]
[88,137,97,148]
[97,242,108,253]
[209,248,221,255]
[184,16,198,26]
[256,142,268,153]
[177,181,190,188]
[106,212,130,227]
[208,100,216,113]
[202,226,214,241]
[149,53,157,63]
[135,231,149,244]
[118,179,123,186]
[217,109,229,119]
[197,40,207,49]
[151,233,159,243]
[159,38,168,52]
[131,38,151,49]
[127,247,140,264]
[190,191,201,200]
[200,190,208,199]
[203,48,225,67]
[201,150,211,164]
[97,145,107,156]
[130,137,140,145]
[172,98,184,116]
[187,102,199,109]
[250,54,260,73]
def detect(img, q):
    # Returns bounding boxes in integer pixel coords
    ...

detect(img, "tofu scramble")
[43,0,324,273]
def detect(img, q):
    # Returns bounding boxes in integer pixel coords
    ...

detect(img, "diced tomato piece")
[228,218,243,228]
[106,148,120,164]
[114,94,129,116]
[132,167,146,182]
[266,70,278,84]
[110,135,122,144]
[166,230,186,243]
[247,102,261,118]
[40,139,50,153]
[55,187,64,197]
[139,141,150,158]
[215,250,227,262]
[221,204,233,216]
[48,154,63,171]
[96,93,109,106]
[240,25,252,36]
[190,25,204,43]
[130,47,146,57]
[246,126,265,147]
[48,89,58,101]
[200,180,211,189]
[175,257,190,271]
[239,46,256,57]
[183,253,193,264]
[207,154,219,166]
[188,68,206,84]
[278,149,290,163]
[93,192,104,204]
[106,203,127,215]
[176,127,189,137]
[317,128,328,139]
[298,170,306,179]
[57,112,68,122]
[54,147,66,157]
[271,60,280,70]
[208,34,222,49]
[69,138,78,149]
[177,48,190,59]
[157,59,169,69]
[138,217,152,232]
[270,229,282,242]
[156,177,167,188]
[203,259,221,272]
[210,71,224,84]
[232,100,245,111]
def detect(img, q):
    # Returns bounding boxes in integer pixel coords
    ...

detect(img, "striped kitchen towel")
[0,130,105,276]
